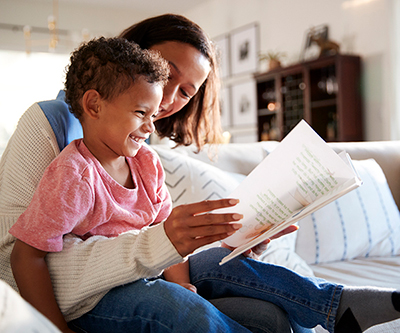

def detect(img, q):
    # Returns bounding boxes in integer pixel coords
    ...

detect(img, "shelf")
[254,54,363,142]
[258,108,278,116]
[310,99,337,109]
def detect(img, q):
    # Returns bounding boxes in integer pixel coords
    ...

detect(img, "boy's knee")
[189,247,233,271]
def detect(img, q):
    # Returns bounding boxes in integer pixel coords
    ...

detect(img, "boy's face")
[95,77,162,159]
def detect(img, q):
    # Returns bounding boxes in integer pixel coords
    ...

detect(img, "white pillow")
[152,146,244,206]
[259,231,315,276]
[295,159,400,264]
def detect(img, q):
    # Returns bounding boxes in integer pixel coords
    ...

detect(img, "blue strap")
[38,90,83,152]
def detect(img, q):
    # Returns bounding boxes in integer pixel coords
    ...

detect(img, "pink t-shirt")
[9,139,171,252]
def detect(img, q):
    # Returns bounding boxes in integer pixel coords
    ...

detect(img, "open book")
[219,120,362,265]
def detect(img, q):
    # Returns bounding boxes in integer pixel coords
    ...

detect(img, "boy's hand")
[177,282,197,293]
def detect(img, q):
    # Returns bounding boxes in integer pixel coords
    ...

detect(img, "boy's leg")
[190,247,342,332]
[190,247,400,333]
[68,278,253,333]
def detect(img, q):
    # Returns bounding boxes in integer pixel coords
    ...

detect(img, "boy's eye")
[135,111,146,116]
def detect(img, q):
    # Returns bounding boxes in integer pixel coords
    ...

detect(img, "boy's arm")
[10,239,74,333]
[163,261,197,293]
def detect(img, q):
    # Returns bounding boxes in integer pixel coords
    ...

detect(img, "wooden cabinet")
[254,55,363,142]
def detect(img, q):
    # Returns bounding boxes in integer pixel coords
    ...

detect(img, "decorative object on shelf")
[231,80,257,127]
[259,50,286,71]
[214,34,230,79]
[300,25,340,61]
[230,23,259,76]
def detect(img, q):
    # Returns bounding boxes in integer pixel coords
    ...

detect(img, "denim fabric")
[189,248,343,332]
[39,90,83,152]
[69,247,342,333]
[68,278,253,333]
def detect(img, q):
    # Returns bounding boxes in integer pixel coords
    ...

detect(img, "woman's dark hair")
[64,37,169,120]
[119,14,222,150]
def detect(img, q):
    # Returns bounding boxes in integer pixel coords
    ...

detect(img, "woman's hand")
[221,224,299,259]
[164,198,243,257]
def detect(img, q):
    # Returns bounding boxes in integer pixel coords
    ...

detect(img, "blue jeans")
[190,248,342,332]
[69,248,341,332]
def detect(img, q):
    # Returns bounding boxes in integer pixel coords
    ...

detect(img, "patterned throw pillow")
[295,159,400,264]
[152,146,244,206]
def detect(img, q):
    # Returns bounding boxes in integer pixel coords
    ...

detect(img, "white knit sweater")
[0,103,183,321]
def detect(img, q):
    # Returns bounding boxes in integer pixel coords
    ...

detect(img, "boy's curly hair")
[64,36,169,119]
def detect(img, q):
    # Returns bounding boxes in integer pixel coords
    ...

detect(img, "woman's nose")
[160,83,178,110]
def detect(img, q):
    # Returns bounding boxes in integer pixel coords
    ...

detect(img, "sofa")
[151,140,400,333]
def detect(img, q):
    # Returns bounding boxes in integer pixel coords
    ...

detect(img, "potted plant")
[259,51,286,71]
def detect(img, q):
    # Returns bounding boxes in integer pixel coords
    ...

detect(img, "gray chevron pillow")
[152,145,245,207]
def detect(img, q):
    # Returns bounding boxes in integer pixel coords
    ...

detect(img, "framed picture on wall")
[230,23,259,76]
[231,80,257,127]
[220,86,231,128]
[214,34,230,78]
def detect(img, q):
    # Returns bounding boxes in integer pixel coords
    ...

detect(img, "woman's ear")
[82,90,102,119]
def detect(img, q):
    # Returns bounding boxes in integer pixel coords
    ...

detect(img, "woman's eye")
[180,89,190,99]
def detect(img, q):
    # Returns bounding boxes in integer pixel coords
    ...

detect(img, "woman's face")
[150,41,211,120]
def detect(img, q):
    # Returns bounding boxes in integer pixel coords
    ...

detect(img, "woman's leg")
[210,297,292,333]
[68,278,253,333]
[189,247,343,333]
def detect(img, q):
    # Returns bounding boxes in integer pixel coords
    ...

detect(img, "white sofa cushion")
[259,231,315,277]
[152,142,268,175]
[296,159,400,264]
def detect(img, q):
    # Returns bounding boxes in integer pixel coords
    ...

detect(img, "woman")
[0,13,294,333]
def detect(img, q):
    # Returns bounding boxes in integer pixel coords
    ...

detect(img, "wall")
[0,0,398,141]
[0,0,152,53]
[185,0,399,141]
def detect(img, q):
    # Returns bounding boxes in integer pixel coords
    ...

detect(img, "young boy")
[9,37,172,332]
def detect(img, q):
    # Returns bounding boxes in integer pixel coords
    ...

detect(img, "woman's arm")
[10,240,74,333]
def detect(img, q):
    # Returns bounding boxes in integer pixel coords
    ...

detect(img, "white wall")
[0,0,398,141]
[185,0,399,141]
[0,0,152,53]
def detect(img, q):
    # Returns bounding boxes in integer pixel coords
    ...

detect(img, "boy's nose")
[143,118,155,134]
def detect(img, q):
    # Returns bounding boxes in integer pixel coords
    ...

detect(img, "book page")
[220,120,361,250]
